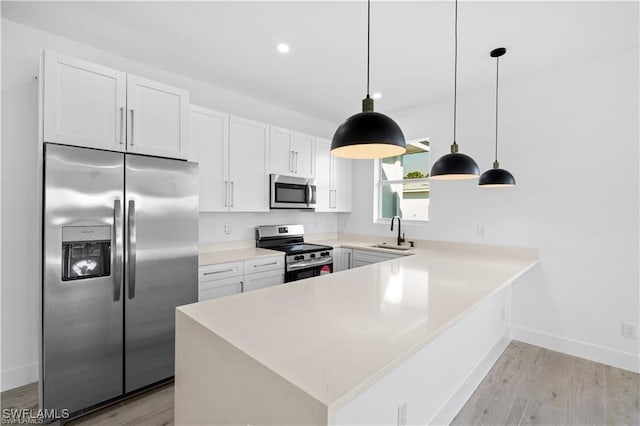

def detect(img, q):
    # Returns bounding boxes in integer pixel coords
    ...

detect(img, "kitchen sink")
[370,244,413,251]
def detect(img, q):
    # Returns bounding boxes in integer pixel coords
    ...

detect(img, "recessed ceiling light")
[372,92,382,99]
[277,43,290,54]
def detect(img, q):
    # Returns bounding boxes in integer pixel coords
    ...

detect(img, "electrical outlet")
[224,224,231,234]
[397,403,407,426]
[477,225,487,238]
[622,322,637,339]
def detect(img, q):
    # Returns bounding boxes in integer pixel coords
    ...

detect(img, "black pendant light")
[331,0,406,159]
[430,0,479,180]
[479,47,516,187]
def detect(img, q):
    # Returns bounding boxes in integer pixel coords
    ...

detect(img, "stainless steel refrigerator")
[41,143,198,416]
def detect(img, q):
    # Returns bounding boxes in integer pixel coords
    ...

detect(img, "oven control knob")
[310,253,316,259]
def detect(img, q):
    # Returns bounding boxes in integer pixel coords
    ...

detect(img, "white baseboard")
[429,333,512,426]
[1,363,38,392]
[512,325,640,374]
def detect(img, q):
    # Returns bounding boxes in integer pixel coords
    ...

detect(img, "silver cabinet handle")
[294,151,298,173]
[290,150,294,173]
[130,109,135,146]
[113,199,123,301]
[347,252,352,269]
[224,180,228,207]
[254,261,278,268]
[119,107,125,145]
[230,181,234,207]
[127,200,136,299]
[203,268,234,275]
[240,281,244,293]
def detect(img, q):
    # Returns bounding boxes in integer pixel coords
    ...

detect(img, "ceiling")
[2,1,637,124]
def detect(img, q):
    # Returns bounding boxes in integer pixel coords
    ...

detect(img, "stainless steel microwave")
[270,174,317,209]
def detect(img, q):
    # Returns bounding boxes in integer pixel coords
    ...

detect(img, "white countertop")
[198,247,283,266]
[181,239,538,412]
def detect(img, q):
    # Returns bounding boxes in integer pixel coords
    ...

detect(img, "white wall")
[0,18,339,390]
[340,46,639,370]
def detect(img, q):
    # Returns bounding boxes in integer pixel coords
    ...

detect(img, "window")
[376,139,430,221]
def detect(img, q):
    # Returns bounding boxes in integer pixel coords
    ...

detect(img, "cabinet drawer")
[243,269,284,293]
[352,249,403,264]
[244,256,284,275]
[199,276,242,301]
[352,260,372,268]
[199,261,243,282]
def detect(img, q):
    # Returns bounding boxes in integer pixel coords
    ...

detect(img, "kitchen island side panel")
[174,309,329,425]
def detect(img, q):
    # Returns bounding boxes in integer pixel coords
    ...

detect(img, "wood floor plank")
[519,398,566,426]
[563,377,605,426]
[529,350,575,409]
[0,382,38,411]
[604,365,640,426]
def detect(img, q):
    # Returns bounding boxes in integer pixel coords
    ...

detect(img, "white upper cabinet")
[190,106,229,212]
[314,138,332,212]
[42,50,189,160]
[228,116,270,212]
[315,138,352,212]
[270,126,295,175]
[293,132,315,178]
[43,51,126,151]
[269,126,315,179]
[126,75,189,159]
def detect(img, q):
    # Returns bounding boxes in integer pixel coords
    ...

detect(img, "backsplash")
[198,211,340,243]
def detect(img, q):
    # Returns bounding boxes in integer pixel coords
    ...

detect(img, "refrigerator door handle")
[113,199,123,301]
[127,200,137,299]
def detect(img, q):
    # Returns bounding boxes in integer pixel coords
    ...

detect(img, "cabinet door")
[199,276,242,301]
[126,75,189,159]
[293,133,315,178]
[190,106,229,211]
[43,51,126,151]
[332,156,352,212]
[314,138,332,212]
[228,116,269,212]
[270,126,294,175]
[243,270,284,293]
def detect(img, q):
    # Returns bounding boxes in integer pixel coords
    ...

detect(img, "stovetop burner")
[269,243,333,255]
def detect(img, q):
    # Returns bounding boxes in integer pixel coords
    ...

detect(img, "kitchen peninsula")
[175,238,539,425]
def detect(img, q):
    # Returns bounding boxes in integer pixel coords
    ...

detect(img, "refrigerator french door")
[42,143,198,416]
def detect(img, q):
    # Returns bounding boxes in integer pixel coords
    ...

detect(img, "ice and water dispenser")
[61,226,111,281]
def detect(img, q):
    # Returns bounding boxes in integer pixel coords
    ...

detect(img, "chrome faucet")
[390,216,405,246]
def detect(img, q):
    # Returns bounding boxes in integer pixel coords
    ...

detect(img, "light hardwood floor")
[2,341,638,425]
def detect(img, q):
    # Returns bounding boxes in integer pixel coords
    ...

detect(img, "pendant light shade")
[331,0,406,159]
[430,0,479,180]
[479,47,516,188]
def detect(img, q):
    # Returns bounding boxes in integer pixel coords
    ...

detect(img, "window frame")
[373,139,431,224]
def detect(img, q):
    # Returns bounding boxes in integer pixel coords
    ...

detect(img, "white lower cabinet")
[243,269,285,292]
[198,255,284,301]
[333,248,353,272]
[199,276,243,301]
[351,249,406,268]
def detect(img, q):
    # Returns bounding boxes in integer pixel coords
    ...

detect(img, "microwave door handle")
[127,200,136,299]
[306,183,311,206]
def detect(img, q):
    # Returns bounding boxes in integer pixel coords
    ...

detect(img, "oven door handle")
[288,258,333,270]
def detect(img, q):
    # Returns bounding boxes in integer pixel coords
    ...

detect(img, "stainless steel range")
[256,225,333,282]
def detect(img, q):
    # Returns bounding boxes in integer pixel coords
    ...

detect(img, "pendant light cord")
[453,0,458,144]
[495,56,499,163]
[366,0,371,98]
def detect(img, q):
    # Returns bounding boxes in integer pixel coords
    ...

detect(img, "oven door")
[285,259,332,282]
[270,174,316,209]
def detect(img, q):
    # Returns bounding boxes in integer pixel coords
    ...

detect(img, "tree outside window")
[378,139,430,221]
